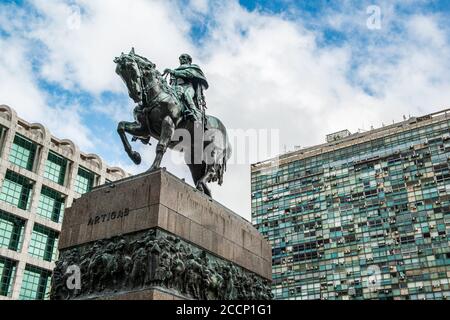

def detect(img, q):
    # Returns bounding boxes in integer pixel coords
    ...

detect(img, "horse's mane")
[131,53,173,96]
[132,53,155,69]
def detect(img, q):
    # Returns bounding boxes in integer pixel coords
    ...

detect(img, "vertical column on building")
[0,111,21,299]
[0,110,17,190]
[98,158,107,186]
[11,126,51,300]
[0,111,25,300]
[65,145,81,209]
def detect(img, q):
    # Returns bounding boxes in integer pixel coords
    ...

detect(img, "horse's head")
[114,48,156,104]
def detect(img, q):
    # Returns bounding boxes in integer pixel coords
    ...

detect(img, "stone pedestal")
[51,169,272,300]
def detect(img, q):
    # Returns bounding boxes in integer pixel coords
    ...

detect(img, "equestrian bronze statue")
[114,48,231,197]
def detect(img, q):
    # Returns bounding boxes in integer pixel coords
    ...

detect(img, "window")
[43,151,67,185]
[37,186,65,223]
[74,167,95,194]
[0,256,16,297]
[9,134,37,171]
[0,170,33,210]
[28,224,59,262]
[251,120,450,300]
[19,265,51,300]
[0,210,25,251]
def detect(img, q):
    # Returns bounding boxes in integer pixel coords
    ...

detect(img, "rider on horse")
[163,54,209,122]
[115,49,231,197]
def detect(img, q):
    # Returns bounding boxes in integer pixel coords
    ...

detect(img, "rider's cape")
[175,64,209,117]
[175,64,209,90]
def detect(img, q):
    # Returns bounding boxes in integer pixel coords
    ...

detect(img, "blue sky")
[1,0,450,218]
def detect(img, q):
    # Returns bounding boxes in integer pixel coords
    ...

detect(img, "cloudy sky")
[1,0,450,220]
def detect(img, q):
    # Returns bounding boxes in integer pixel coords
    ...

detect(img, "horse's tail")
[203,115,231,186]
[218,137,232,186]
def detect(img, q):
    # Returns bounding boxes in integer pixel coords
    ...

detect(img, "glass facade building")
[251,109,450,300]
[0,105,128,300]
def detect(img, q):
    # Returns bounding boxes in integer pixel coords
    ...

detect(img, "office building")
[251,109,450,300]
[0,105,128,300]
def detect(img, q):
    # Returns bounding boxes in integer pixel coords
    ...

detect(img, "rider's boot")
[184,95,201,122]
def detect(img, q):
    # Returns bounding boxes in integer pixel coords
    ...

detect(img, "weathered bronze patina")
[50,229,272,300]
[115,49,231,197]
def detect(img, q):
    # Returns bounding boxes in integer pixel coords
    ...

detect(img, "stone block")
[58,169,272,281]
[93,287,186,300]
[174,212,191,240]
[189,221,202,245]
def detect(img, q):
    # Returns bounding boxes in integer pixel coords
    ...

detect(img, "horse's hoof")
[131,151,141,165]
[147,164,160,172]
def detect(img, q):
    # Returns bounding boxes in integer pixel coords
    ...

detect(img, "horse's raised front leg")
[149,115,175,171]
[117,121,148,165]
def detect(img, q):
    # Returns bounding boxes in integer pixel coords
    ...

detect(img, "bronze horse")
[114,49,231,197]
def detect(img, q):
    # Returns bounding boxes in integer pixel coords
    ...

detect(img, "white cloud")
[1,0,450,221]
[0,37,47,121]
[0,36,94,150]
[190,0,209,14]
[29,0,194,94]
[190,2,450,218]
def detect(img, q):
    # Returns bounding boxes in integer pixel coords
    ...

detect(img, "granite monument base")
[50,169,272,300]
[92,287,187,301]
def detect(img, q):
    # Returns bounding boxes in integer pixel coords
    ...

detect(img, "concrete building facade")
[0,105,128,300]
[251,108,450,300]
